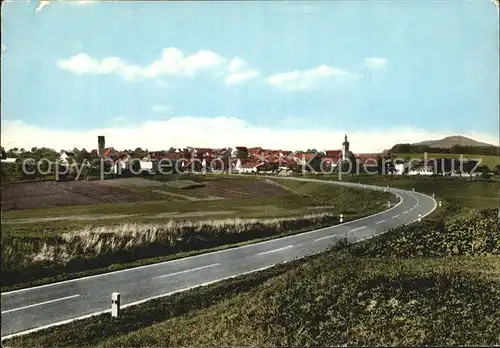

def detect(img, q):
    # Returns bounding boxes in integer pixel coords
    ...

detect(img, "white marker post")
[339,214,344,223]
[111,292,120,318]
[432,192,435,198]
[439,201,442,207]
[412,188,415,192]
[418,214,422,222]
[387,201,391,208]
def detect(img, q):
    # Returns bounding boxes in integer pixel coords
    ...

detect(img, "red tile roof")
[159,152,184,160]
[248,147,264,155]
[325,150,342,158]
[296,152,317,161]
[114,152,130,162]
[102,147,116,158]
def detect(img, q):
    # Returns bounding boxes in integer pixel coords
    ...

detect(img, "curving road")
[1,178,437,339]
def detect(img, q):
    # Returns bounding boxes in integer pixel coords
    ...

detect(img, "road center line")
[257,245,293,256]
[314,235,337,242]
[393,214,400,218]
[350,226,367,232]
[1,294,80,314]
[154,263,221,279]
[375,220,386,224]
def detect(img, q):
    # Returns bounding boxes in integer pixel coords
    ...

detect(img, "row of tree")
[390,143,500,156]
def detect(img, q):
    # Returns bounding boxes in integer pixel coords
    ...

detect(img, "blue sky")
[1,0,498,152]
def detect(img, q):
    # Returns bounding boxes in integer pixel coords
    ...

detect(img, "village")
[1,134,488,179]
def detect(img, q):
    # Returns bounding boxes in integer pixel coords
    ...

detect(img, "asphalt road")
[1,178,437,339]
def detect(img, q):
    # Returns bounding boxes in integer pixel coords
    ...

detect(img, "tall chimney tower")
[98,136,105,157]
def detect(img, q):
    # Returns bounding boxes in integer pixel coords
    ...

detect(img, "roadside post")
[111,292,120,318]
[412,188,415,192]
[439,201,442,207]
[339,214,344,223]
[432,192,435,198]
[418,214,422,222]
[387,201,391,208]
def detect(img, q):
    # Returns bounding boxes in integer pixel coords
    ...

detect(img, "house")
[212,147,232,158]
[248,147,264,156]
[324,150,343,160]
[1,158,16,164]
[294,152,318,166]
[238,160,271,173]
[102,147,119,160]
[182,159,203,172]
[89,149,98,158]
[232,146,249,158]
[407,161,434,176]
[59,151,75,165]
[279,150,293,158]
[113,152,132,172]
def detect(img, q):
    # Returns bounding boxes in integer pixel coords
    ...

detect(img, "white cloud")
[2,118,497,154]
[225,57,261,85]
[225,69,261,85]
[364,57,387,69]
[266,65,355,91]
[58,48,227,81]
[151,105,170,113]
[228,57,246,73]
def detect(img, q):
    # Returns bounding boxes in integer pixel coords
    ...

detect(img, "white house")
[1,158,16,164]
[407,165,434,176]
[59,151,75,165]
[394,163,406,175]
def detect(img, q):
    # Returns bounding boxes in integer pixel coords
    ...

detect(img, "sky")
[1,0,499,153]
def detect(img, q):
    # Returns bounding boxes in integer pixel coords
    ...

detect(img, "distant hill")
[412,136,496,148]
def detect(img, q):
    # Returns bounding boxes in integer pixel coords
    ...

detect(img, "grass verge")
[4,208,499,347]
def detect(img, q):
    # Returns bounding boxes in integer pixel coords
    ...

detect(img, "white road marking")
[350,226,367,232]
[1,193,405,297]
[403,211,408,214]
[393,214,400,218]
[375,220,386,224]
[1,265,277,341]
[154,263,220,279]
[257,245,293,256]
[314,235,337,242]
[1,295,80,314]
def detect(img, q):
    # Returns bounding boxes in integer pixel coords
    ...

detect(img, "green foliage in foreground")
[98,257,500,348]
[350,209,500,258]
[6,209,499,347]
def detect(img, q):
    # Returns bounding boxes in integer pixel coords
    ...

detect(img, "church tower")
[342,134,349,160]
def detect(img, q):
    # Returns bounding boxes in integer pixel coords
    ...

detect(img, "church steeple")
[342,134,350,161]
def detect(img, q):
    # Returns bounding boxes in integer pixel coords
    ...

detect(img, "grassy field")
[310,174,499,216]
[3,175,499,346]
[1,177,392,290]
[6,208,499,347]
[392,152,500,169]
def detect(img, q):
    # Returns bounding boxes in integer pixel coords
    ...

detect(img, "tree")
[476,165,491,180]
[1,147,6,159]
[493,164,500,175]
